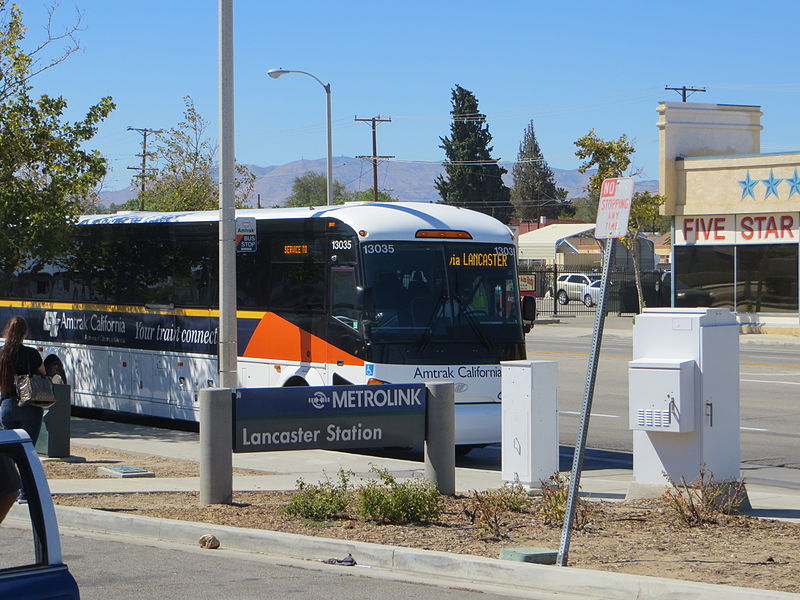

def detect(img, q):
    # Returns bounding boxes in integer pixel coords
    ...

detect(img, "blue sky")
[19,1,800,192]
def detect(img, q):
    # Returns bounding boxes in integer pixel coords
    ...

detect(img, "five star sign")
[738,169,800,200]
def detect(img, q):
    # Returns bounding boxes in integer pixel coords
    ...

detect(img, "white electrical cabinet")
[628,308,741,490]
[500,360,558,488]
[628,359,696,433]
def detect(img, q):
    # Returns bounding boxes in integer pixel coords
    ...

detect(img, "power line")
[355,115,394,202]
[127,126,163,209]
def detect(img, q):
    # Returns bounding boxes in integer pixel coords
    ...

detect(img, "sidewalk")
[533,313,800,347]
[15,417,799,600]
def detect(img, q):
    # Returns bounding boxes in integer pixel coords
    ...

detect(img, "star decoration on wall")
[787,169,800,198]
[761,169,783,198]
[738,171,757,200]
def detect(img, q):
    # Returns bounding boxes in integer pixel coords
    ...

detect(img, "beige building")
[659,102,799,332]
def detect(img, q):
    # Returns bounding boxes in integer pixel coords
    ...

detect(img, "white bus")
[1,202,534,450]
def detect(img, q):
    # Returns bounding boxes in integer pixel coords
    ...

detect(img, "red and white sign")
[595,177,634,239]
[675,212,799,246]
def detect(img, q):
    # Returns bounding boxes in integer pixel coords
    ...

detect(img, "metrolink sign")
[233,384,426,452]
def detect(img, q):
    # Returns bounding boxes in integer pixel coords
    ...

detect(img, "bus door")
[327,264,363,384]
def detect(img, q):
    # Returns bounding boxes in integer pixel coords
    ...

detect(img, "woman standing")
[0,317,47,445]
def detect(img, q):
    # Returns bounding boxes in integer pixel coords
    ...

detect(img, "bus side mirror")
[355,286,375,315]
[522,295,536,330]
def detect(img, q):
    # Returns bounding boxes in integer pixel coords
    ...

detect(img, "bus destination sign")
[448,251,509,267]
[233,384,426,452]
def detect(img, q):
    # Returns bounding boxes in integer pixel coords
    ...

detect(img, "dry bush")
[538,472,592,531]
[463,480,531,539]
[661,465,747,527]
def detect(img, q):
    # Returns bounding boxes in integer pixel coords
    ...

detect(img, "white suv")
[555,273,601,306]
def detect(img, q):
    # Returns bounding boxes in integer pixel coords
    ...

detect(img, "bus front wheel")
[45,358,67,385]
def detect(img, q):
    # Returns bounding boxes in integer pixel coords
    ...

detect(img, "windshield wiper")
[416,293,448,354]
[454,295,493,352]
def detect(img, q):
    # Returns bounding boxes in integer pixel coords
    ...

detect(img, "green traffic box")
[35,383,71,458]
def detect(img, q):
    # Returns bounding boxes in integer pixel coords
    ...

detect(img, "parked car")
[582,279,603,307]
[0,429,80,599]
[555,273,602,305]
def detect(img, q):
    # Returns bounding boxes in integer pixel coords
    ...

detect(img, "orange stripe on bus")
[242,312,364,366]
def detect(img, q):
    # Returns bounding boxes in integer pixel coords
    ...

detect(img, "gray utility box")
[35,383,71,458]
[629,359,696,433]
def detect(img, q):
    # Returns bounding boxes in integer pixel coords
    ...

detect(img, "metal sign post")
[557,177,633,566]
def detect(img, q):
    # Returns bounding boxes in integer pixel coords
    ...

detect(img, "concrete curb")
[29,504,800,600]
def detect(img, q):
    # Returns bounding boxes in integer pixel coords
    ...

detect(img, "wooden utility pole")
[665,85,706,102]
[127,126,163,209]
[355,115,394,202]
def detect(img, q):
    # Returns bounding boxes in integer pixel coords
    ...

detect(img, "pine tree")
[511,121,566,221]
[435,85,512,223]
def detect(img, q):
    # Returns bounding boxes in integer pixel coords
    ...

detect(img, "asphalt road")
[1,525,567,600]
[523,325,800,478]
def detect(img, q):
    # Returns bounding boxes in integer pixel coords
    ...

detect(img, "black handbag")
[14,350,56,409]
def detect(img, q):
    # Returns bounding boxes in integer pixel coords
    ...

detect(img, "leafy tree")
[575,129,635,194]
[564,196,596,222]
[130,96,254,211]
[0,1,115,275]
[435,85,512,223]
[573,129,665,312]
[511,121,566,221]
[284,171,348,207]
[345,188,399,203]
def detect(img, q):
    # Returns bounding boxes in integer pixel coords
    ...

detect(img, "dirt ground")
[45,445,800,595]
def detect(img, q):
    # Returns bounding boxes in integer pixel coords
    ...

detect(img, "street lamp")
[267,68,333,206]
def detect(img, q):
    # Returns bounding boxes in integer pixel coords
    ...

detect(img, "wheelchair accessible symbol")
[365,364,374,376]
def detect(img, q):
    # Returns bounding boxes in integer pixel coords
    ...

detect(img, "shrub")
[357,467,442,524]
[661,465,747,527]
[538,472,592,531]
[284,469,352,521]
[463,480,531,539]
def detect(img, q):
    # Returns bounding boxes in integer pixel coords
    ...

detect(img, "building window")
[673,246,734,310]
[675,244,799,313]
[736,245,798,313]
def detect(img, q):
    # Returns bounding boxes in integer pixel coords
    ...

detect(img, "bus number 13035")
[363,243,395,254]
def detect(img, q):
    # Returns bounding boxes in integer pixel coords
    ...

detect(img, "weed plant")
[464,479,532,539]
[357,467,442,524]
[284,469,353,521]
[538,472,592,531]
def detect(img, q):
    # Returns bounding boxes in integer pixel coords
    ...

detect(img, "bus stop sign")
[235,217,257,253]
[594,177,634,239]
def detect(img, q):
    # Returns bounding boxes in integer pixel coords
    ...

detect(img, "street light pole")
[218,0,237,390]
[267,68,333,206]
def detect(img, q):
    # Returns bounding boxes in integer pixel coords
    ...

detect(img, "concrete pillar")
[423,382,455,495]
[199,388,233,505]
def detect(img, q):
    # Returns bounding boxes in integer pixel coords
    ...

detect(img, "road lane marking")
[741,379,800,386]
[741,371,800,376]
[560,411,619,418]
[740,361,800,369]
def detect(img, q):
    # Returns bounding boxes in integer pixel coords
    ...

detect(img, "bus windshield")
[361,242,523,364]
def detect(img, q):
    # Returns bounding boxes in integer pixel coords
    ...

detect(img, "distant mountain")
[99,158,658,209]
